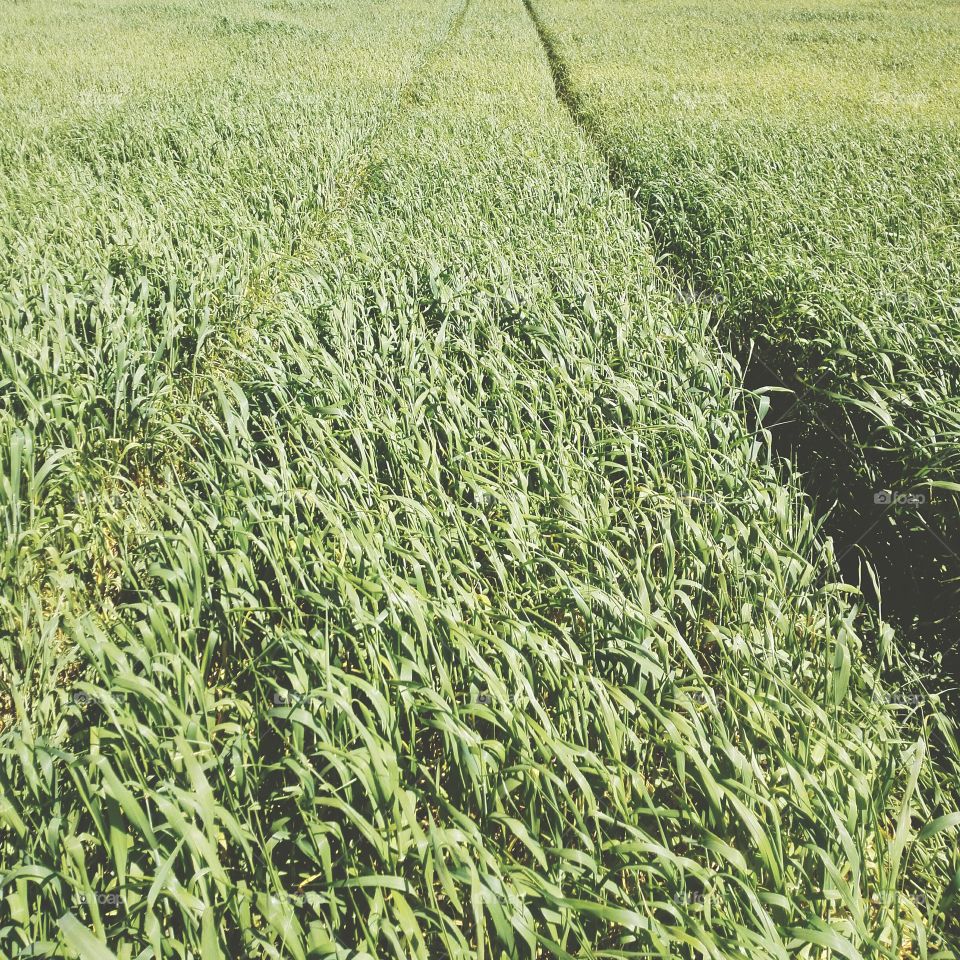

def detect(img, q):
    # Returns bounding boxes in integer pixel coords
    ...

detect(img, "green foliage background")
[1,0,958,956]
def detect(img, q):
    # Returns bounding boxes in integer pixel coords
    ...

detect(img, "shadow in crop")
[739,344,960,678]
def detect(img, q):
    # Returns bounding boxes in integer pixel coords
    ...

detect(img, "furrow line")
[520,0,959,675]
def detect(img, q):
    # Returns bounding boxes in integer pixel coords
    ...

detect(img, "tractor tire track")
[60,0,473,692]
[270,0,472,274]
[520,0,960,677]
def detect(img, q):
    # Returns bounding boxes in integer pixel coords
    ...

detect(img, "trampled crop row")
[530,0,960,658]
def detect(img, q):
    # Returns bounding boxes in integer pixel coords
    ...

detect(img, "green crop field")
[1,0,958,957]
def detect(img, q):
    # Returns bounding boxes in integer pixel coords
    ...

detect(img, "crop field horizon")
[1,0,959,957]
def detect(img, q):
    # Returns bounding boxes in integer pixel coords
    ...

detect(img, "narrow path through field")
[521,0,959,679]
[174,0,471,417]
[48,0,473,701]
[261,0,470,280]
